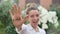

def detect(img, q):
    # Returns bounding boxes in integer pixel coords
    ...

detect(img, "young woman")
[9,3,46,34]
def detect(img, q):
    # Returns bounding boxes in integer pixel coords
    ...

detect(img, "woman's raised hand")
[8,3,28,27]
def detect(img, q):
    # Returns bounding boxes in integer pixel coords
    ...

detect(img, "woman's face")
[28,10,40,26]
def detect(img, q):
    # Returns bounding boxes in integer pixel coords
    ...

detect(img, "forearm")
[16,26,22,31]
[15,25,22,34]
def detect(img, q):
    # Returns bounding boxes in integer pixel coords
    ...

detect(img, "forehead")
[28,10,39,15]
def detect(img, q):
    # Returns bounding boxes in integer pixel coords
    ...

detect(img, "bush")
[0,0,12,28]
[56,8,60,20]
[5,24,17,34]
[50,5,60,20]
[0,0,18,34]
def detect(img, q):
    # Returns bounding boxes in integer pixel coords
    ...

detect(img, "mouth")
[33,21,37,23]
[32,20,39,24]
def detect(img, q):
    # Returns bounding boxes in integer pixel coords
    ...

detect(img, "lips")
[33,22,36,23]
[32,20,38,24]
[33,21,37,23]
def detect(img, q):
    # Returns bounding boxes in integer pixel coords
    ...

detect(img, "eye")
[36,14,39,17]
[30,15,34,18]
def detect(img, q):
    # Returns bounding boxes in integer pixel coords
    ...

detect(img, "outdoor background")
[0,0,60,34]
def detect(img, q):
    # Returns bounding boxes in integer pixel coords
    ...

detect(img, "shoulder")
[22,24,31,30]
[39,28,46,34]
[22,24,27,30]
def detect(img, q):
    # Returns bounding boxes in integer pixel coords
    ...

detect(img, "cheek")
[37,17,39,21]
[28,17,32,22]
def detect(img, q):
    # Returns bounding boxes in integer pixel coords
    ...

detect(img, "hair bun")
[26,3,37,9]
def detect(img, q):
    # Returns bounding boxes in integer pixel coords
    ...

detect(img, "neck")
[31,24,37,30]
[32,25,37,29]
[32,25,39,32]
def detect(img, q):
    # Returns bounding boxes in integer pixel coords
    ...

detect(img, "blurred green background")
[0,0,60,34]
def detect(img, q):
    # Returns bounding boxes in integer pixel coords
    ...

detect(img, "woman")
[9,3,46,34]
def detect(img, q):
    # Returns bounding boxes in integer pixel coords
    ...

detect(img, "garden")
[0,0,60,34]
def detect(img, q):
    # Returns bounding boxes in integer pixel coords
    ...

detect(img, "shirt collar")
[27,24,40,31]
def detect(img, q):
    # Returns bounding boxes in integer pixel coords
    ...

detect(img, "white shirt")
[16,24,46,34]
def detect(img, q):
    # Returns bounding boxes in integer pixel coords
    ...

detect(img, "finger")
[14,3,18,13]
[12,5,16,15]
[12,4,17,15]
[8,10,13,18]
[17,6,21,15]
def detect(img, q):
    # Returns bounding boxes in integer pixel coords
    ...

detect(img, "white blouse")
[16,24,46,34]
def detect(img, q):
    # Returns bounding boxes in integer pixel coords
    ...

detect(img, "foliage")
[56,8,60,19]
[5,24,17,34]
[0,0,18,34]
[50,5,56,11]
[0,0,12,28]
[47,4,60,34]
[50,4,60,20]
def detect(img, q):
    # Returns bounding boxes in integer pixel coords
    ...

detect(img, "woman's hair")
[26,7,39,14]
[26,3,39,14]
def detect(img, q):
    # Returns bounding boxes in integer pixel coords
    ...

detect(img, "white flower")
[38,6,59,29]
[38,5,49,29]
[48,11,59,28]
[42,23,48,29]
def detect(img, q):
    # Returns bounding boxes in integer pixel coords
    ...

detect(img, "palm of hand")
[9,3,28,27]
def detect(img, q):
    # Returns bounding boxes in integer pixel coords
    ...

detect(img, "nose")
[33,16,37,20]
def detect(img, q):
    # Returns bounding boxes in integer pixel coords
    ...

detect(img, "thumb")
[8,10,13,18]
[23,15,28,21]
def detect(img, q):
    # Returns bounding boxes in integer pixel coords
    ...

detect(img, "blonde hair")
[25,3,39,14]
[26,3,37,8]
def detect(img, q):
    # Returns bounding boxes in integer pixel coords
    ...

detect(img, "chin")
[33,22,38,26]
